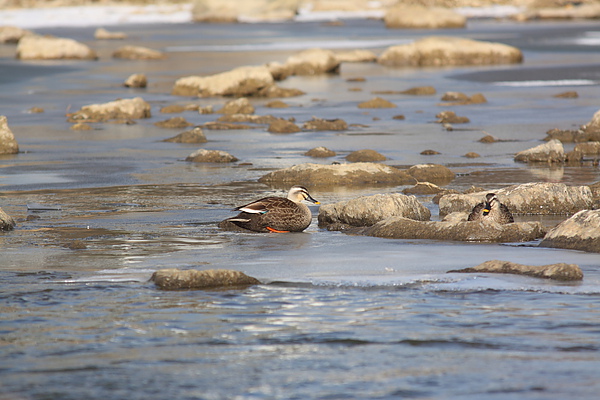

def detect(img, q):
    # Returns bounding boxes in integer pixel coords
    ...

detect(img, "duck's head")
[288,185,320,204]
[482,193,498,215]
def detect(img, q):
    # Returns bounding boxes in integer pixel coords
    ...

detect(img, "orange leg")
[266,226,290,233]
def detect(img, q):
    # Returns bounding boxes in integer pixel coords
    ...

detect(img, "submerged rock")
[268,119,300,133]
[358,97,397,109]
[173,65,274,97]
[0,207,16,231]
[163,127,207,143]
[378,36,523,67]
[16,35,97,60]
[318,193,431,230]
[514,139,565,163]
[539,209,600,253]
[112,45,165,60]
[154,117,193,129]
[302,117,347,131]
[439,182,593,216]
[186,149,238,163]
[258,162,417,187]
[400,86,436,96]
[152,268,260,290]
[67,97,151,123]
[0,116,19,154]
[384,4,466,29]
[361,218,545,243]
[345,149,386,162]
[449,260,583,281]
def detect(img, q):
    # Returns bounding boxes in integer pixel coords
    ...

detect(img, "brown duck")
[468,193,514,224]
[226,186,320,233]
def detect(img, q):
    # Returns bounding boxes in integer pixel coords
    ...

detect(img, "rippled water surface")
[1,16,600,400]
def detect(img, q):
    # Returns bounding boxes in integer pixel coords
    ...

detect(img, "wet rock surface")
[539,210,600,253]
[514,139,565,163]
[163,127,207,144]
[0,116,19,154]
[268,119,300,133]
[449,260,583,281]
[185,149,238,163]
[358,97,396,109]
[0,207,16,231]
[67,97,151,122]
[302,117,348,131]
[154,117,193,129]
[152,268,261,290]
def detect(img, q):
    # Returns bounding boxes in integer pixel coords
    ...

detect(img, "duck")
[467,193,514,224]
[225,185,320,233]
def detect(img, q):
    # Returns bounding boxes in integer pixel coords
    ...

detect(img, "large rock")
[152,268,260,290]
[191,0,298,23]
[583,108,600,140]
[186,149,238,163]
[258,162,417,187]
[523,4,600,20]
[280,48,341,76]
[0,116,19,154]
[539,210,600,253]
[449,260,583,281]
[378,36,523,67]
[360,217,545,243]
[113,45,165,60]
[384,4,466,29]
[318,193,431,229]
[16,35,98,60]
[407,164,455,185]
[439,182,593,216]
[67,97,151,122]
[0,207,16,231]
[514,139,565,163]
[0,26,32,43]
[172,65,274,97]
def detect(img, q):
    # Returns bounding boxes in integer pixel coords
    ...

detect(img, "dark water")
[1,17,600,400]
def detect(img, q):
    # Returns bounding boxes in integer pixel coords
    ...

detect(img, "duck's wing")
[500,203,515,223]
[467,202,485,221]
[233,196,292,215]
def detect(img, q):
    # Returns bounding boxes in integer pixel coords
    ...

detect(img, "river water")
[1,15,600,400]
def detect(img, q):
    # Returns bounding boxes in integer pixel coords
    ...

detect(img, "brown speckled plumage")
[468,193,514,224]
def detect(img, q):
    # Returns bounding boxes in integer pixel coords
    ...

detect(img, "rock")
[163,127,207,143]
[258,162,417,187]
[266,100,289,108]
[124,73,147,88]
[583,109,600,140]
[154,117,193,129]
[256,84,305,98]
[305,146,336,158]
[173,65,274,97]
[449,260,583,281]
[589,181,600,209]
[574,141,600,156]
[186,149,238,163]
[553,91,578,99]
[358,97,396,109]
[268,119,300,133]
[544,128,589,143]
[94,27,127,40]
[479,134,498,143]
[203,122,252,130]
[302,117,348,131]
[384,4,466,29]
[152,268,260,290]
[335,49,377,63]
[67,97,151,123]
[161,105,186,114]
[441,92,487,105]
[439,182,593,216]
[0,116,19,154]
[218,97,255,114]
[16,35,97,60]
[378,36,523,67]
[407,164,455,185]
[402,182,444,195]
[70,122,93,131]
[198,105,214,114]
[318,193,431,229]
[191,0,298,23]
[523,4,600,20]
[218,114,279,124]
[281,48,340,76]
[400,86,436,96]
[436,111,469,124]
[360,217,545,243]
[464,152,480,158]
[0,207,16,231]
[514,139,565,163]
[346,149,387,162]
[441,92,469,102]
[0,26,32,43]
[27,107,44,114]
[393,115,405,120]
[112,45,165,60]
[539,210,600,253]
[420,149,440,155]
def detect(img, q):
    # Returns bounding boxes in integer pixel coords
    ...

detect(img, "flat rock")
[124,73,147,88]
[258,162,417,187]
[440,92,487,105]
[358,97,396,109]
[191,0,297,23]
[514,139,565,163]
[163,127,207,143]
[345,149,386,162]
[0,116,19,154]
[407,164,455,185]
[318,193,431,229]
[544,128,590,143]
[402,182,445,195]
[112,45,165,60]
[218,114,279,124]
[553,91,578,99]
[0,25,32,43]
[378,36,523,67]
[173,65,274,97]
[384,4,466,29]
[0,207,16,231]
[268,119,300,133]
[436,111,469,124]
[152,268,260,290]
[67,97,151,123]
[539,209,600,253]
[449,260,583,281]
[186,149,238,163]
[305,146,336,157]
[256,84,305,98]
[94,27,127,40]
[266,100,289,108]
[154,117,193,129]
[439,182,593,216]
[16,35,97,60]
[360,217,545,243]
[400,86,436,95]
[335,49,377,63]
[202,122,252,130]
[302,117,348,131]
[281,48,340,76]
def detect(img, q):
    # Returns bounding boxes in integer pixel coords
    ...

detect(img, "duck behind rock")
[225,185,320,233]
[467,193,514,224]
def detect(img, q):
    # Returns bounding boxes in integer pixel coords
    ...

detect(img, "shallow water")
[1,17,600,400]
